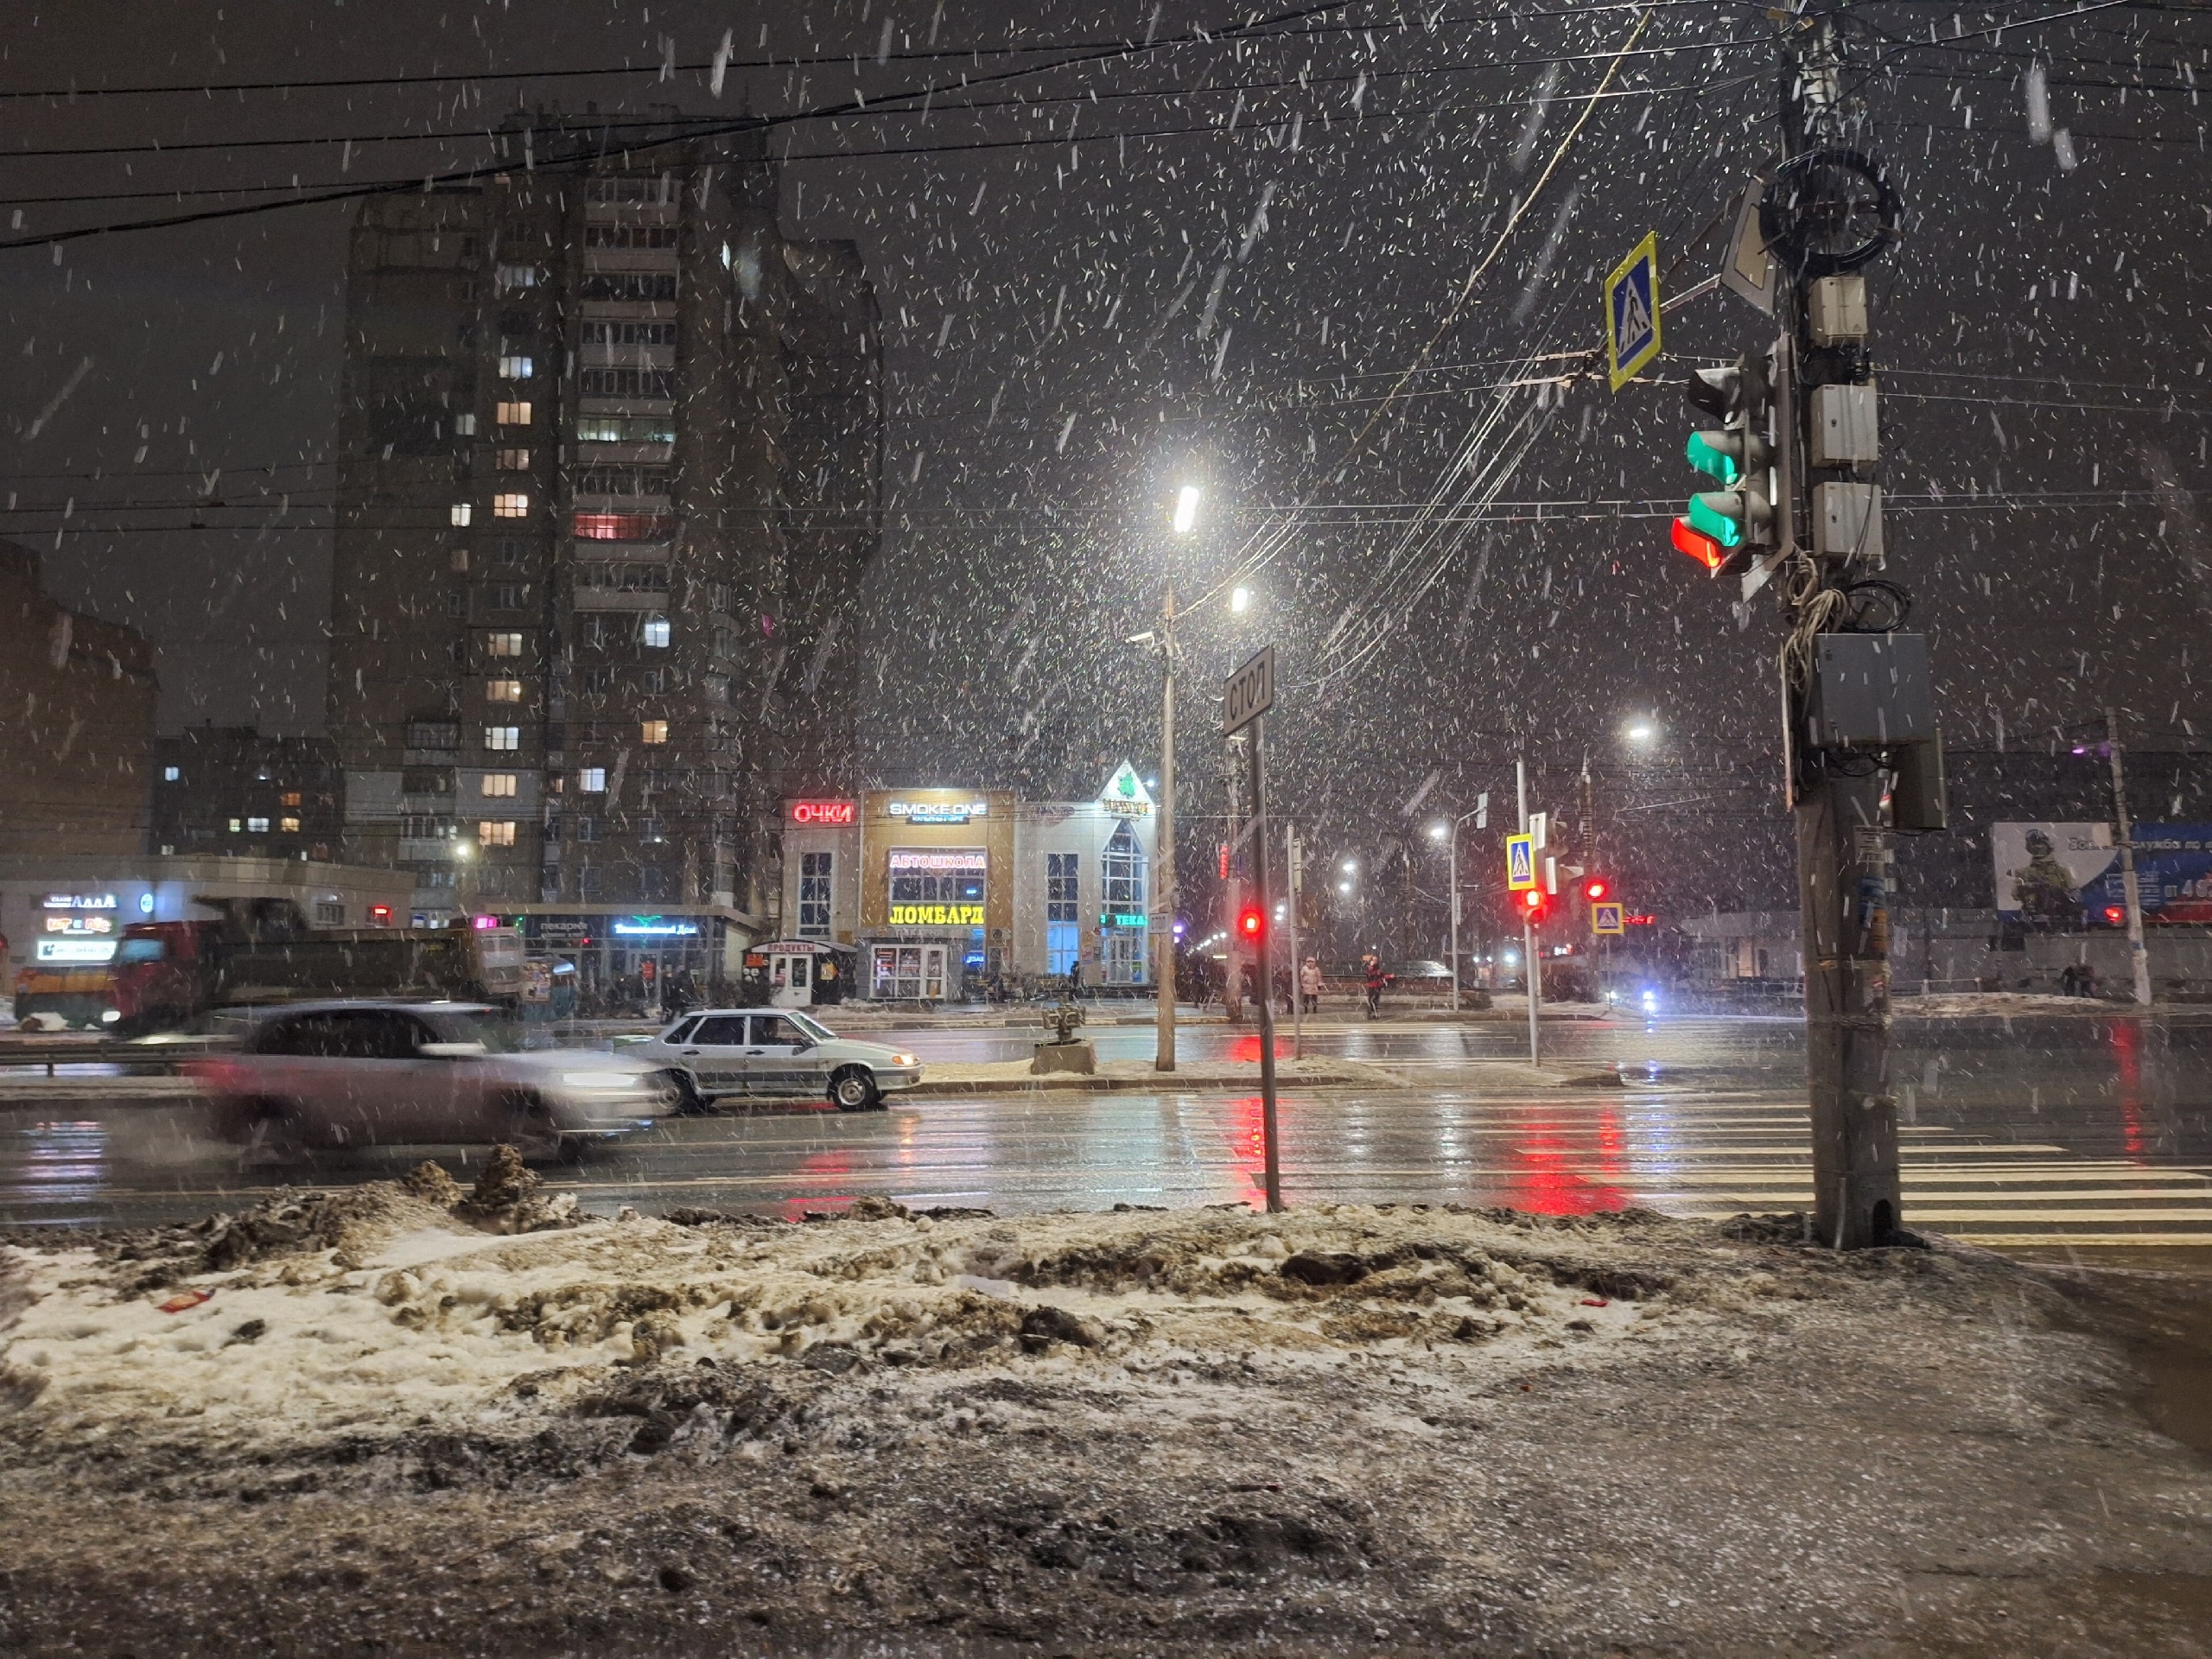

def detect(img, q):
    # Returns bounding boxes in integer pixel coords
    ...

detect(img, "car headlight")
[562,1071,647,1090]
[892,1052,918,1067]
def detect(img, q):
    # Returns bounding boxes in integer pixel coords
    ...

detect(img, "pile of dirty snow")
[2,1164,2208,1658]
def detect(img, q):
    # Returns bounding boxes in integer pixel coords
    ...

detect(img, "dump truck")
[109,897,525,1033]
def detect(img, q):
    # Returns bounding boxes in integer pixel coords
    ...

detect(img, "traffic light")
[1581,877,1611,903]
[1238,906,1264,943]
[1521,887,1551,926]
[1675,354,1774,575]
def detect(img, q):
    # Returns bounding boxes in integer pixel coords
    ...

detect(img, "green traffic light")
[1685,431,1739,485]
[1687,493,1745,548]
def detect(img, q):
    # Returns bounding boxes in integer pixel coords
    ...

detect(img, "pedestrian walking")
[1362,951,1387,1020]
[1300,956,1324,1015]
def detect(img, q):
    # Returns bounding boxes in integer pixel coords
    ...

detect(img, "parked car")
[184,1000,672,1158]
[626,1008,923,1112]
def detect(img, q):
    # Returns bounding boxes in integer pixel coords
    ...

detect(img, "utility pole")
[2105,704,2153,1006]
[1153,582,1179,1070]
[1286,822,1305,1058]
[1762,4,1923,1248]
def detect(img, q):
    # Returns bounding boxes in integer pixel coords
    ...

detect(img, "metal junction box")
[1810,383,1878,467]
[1808,274,1868,344]
[1813,480,1885,563]
[1806,632,1934,749]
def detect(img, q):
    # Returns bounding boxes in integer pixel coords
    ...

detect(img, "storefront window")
[1102,824,1148,986]
[887,849,985,926]
[871,944,947,1001]
[799,851,833,938]
[1046,852,1079,976]
[1103,823,1147,909]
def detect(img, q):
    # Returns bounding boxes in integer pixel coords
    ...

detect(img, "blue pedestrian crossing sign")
[1603,232,1662,391]
[1592,901,1626,937]
[1505,834,1536,892]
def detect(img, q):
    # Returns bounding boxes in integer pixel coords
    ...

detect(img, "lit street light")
[1172,483,1202,535]
[1230,584,1253,613]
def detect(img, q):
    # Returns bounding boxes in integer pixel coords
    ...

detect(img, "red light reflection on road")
[1223,1093,1270,1208]
[1496,1103,1631,1215]
[2108,1019,2149,1163]
[778,1148,860,1223]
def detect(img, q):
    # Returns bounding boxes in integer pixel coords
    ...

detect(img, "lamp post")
[1151,482,1202,1071]
[1432,806,1486,1014]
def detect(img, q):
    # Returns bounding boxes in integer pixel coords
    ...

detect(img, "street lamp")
[1149,483,1201,1071]
[1436,807,1487,1013]
[1230,584,1253,613]
[1624,719,1656,745]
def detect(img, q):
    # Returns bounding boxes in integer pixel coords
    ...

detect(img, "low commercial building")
[776,765,1160,1003]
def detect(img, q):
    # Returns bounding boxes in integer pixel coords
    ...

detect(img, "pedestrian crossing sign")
[1603,231,1662,391]
[1506,834,1535,892]
[1592,901,1625,937]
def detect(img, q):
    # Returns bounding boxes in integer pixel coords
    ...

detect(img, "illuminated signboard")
[45,914,114,936]
[612,916,702,938]
[791,800,856,825]
[1099,762,1152,818]
[42,893,118,911]
[887,799,988,824]
[888,903,985,927]
[1100,912,1148,930]
[36,938,117,964]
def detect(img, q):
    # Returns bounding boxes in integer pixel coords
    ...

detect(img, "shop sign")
[36,938,116,964]
[888,798,988,824]
[44,913,114,937]
[613,916,702,938]
[790,800,855,825]
[1100,912,1147,929]
[533,918,593,940]
[889,903,984,926]
[1099,762,1152,818]
[43,893,118,911]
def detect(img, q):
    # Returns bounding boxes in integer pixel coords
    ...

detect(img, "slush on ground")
[1,1154,2208,1656]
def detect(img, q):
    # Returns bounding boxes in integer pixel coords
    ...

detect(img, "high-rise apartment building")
[327,122,880,960]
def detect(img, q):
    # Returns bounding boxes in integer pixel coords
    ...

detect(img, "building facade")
[0,539,156,862]
[152,727,343,862]
[324,118,880,933]
[777,766,1160,1001]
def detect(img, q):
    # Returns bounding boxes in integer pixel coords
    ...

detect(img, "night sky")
[4,2,2209,925]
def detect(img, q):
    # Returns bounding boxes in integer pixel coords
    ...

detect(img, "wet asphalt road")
[4,1013,2212,1246]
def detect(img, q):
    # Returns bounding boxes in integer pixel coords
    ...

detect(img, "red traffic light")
[1671,517,1723,571]
[1581,877,1611,902]
[1238,906,1263,941]
[1521,887,1550,924]
[2104,906,2126,925]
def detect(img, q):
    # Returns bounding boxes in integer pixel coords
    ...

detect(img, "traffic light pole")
[1154,583,1179,1071]
[2105,705,2153,1005]
[1247,715,1284,1213]
[1777,5,1903,1248]
[1518,753,1539,1067]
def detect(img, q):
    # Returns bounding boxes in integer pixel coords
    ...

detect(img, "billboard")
[1993,822,2212,925]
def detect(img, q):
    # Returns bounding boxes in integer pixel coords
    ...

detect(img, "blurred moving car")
[627,1008,923,1112]
[184,1000,671,1158]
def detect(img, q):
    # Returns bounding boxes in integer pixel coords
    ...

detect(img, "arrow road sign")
[1603,231,1662,391]
[1222,645,1275,735]
[1592,901,1626,936]
[1506,834,1535,891]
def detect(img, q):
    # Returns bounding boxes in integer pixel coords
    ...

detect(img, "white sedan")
[186,1000,672,1159]
[626,1008,923,1112]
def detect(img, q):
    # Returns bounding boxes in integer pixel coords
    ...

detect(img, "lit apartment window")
[280,791,302,808]
[478,820,518,847]
[228,817,243,833]
[580,767,607,793]
[493,493,530,518]
[163,766,181,782]
[484,632,524,658]
[486,679,523,703]
[450,503,473,527]
[498,354,534,379]
[485,726,521,752]
[279,816,302,834]
[496,400,532,426]
[481,772,518,798]
[454,412,477,436]
[640,720,670,745]
[642,614,671,649]
[246,816,271,834]
[495,448,529,473]
[496,264,537,292]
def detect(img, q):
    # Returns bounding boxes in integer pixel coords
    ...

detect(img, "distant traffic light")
[1521,887,1550,926]
[1675,355,1775,575]
[2103,905,2126,926]
[1238,906,1264,942]
[1581,877,1611,903]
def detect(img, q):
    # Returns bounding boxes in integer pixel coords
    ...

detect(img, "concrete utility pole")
[1518,753,1539,1066]
[2105,704,2154,1006]
[1768,4,1918,1248]
[1286,822,1304,1059]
